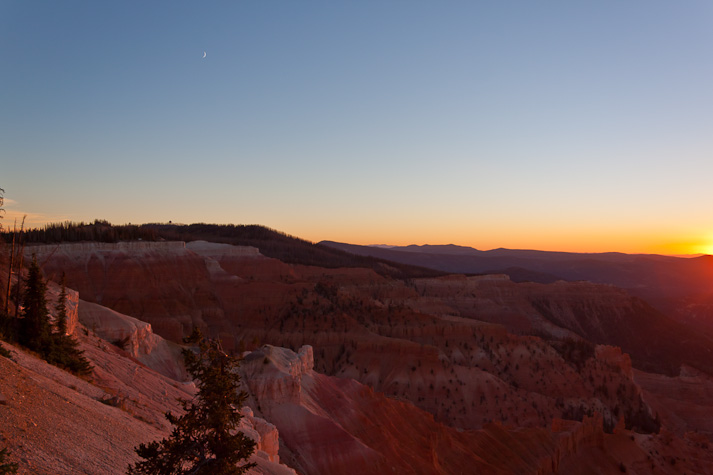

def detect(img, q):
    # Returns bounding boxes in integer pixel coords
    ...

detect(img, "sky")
[1,1,712,255]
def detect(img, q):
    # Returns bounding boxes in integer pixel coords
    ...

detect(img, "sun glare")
[696,233,713,255]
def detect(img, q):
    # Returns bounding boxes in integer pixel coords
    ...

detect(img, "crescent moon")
[202,51,206,58]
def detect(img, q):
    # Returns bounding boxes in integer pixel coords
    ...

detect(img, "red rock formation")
[241,344,713,475]
[26,243,660,430]
[25,241,713,472]
[634,366,713,439]
[241,344,553,474]
[78,299,187,381]
[0,316,296,474]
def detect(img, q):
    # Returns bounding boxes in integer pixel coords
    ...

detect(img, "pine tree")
[18,255,51,353]
[17,260,91,375]
[47,275,92,376]
[54,275,69,336]
[127,329,256,475]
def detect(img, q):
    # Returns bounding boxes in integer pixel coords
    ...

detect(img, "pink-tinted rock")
[79,299,187,381]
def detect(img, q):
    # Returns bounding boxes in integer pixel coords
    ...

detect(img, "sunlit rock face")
[78,299,187,381]
[239,406,298,474]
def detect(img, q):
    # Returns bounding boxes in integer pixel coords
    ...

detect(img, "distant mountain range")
[320,241,713,329]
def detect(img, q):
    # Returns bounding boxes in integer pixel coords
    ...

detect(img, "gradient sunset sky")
[2,2,712,254]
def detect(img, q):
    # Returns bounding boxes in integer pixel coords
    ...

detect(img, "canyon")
[2,238,712,473]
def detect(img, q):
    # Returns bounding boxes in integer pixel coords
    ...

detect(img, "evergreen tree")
[54,274,69,336]
[47,275,92,376]
[127,329,256,475]
[17,260,91,375]
[18,255,51,352]
[0,447,18,474]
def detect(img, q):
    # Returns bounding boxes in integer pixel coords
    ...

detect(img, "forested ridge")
[6,221,444,279]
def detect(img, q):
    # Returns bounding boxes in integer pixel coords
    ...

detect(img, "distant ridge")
[368,242,651,260]
[399,243,482,255]
[14,221,445,280]
[319,241,713,321]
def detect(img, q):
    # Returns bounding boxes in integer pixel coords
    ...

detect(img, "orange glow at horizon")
[11,211,711,257]
[308,224,711,256]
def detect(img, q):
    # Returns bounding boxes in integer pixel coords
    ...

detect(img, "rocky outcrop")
[239,345,679,475]
[549,415,606,469]
[79,300,187,381]
[0,309,299,475]
[241,345,463,474]
[634,366,713,439]
[242,345,313,405]
[596,345,633,379]
[239,407,281,464]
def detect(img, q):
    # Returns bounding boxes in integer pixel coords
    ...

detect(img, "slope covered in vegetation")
[11,221,443,280]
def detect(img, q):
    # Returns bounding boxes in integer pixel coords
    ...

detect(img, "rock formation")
[0,321,297,475]
[14,240,713,473]
[78,299,186,381]
[240,344,713,474]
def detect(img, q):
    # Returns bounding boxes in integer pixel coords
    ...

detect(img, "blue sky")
[2,1,712,253]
